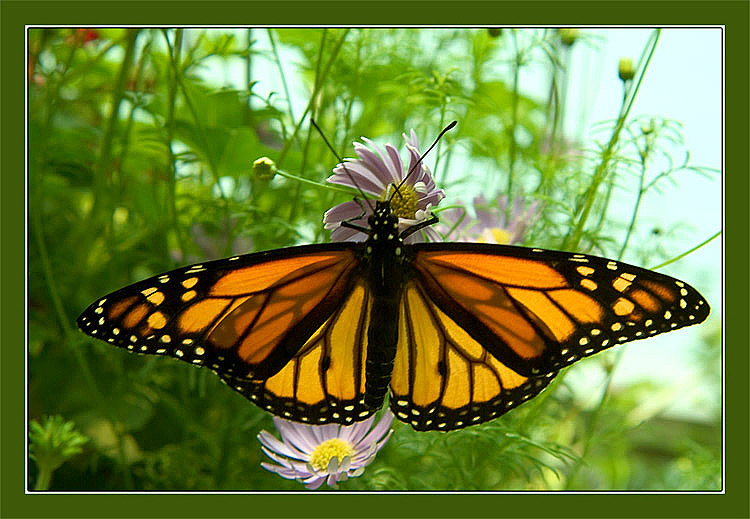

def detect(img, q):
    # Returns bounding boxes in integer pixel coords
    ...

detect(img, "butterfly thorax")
[362,201,408,297]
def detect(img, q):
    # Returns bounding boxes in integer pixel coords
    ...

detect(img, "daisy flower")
[439,194,541,244]
[258,411,394,490]
[324,130,445,243]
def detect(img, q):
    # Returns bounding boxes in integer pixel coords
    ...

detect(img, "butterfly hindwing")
[223,280,375,425]
[389,279,557,431]
[411,243,711,378]
[77,243,360,382]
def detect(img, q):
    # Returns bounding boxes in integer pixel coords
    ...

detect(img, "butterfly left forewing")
[77,244,360,382]
[411,243,710,377]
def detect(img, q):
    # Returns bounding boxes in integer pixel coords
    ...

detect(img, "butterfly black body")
[356,201,416,409]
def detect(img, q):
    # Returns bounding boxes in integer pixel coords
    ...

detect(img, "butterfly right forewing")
[410,243,711,378]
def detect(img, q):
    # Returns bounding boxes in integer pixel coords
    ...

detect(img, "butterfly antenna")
[389,120,457,203]
[310,118,373,211]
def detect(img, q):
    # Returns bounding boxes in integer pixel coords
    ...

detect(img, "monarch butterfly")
[77,123,710,431]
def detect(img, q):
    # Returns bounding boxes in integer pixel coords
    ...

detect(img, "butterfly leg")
[400,214,439,240]
[339,198,371,234]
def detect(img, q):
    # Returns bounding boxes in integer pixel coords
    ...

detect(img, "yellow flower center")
[308,438,355,472]
[479,227,512,244]
[383,183,419,219]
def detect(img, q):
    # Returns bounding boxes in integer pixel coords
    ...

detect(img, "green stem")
[267,28,298,142]
[162,29,225,199]
[286,28,328,223]
[592,174,616,242]
[506,29,521,202]
[164,29,185,263]
[89,29,139,227]
[276,169,354,195]
[34,467,53,491]
[284,29,350,224]
[617,151,648,260]
[31,31,133,489]
[341,31,363,153]
[433,103,448,182]
[31,209,133,488]
[244,29,253,125]
[649,231,721,270]
[117,40,150,195]
[275,29,350,169]
[546,72,560,155]
[563,29,661,251]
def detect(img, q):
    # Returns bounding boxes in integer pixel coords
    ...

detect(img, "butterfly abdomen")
[364,296,400,408]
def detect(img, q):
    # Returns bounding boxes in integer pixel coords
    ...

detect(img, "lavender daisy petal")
[384,143,405,179]
[304,476,326,490]
[275,420,318,454]
[329,224,368,242]
[339,414,376,445]
[259,408,393,489]
[352,142,390,179]
[355,410,394,450]
[359,138,400,185]
[314,423,340,444]
[328,161,386,195]
[323,200,367,226]
[260,462,300,480]
[418,189,445,209]
[261,447,312,474]
[326,473,339,488]
[257,430,308,461]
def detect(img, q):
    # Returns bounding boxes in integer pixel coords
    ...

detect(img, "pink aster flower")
[257,411,394,490]
[323,130,445,243]
[439,194,541,245]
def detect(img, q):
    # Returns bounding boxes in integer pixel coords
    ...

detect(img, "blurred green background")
[28,27,721,491]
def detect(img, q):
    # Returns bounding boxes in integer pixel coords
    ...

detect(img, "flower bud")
[253,156,277,181]
[558,28,580,47]
[618,58,635,82]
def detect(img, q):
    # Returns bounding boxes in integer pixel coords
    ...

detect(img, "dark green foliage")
[28,27,720,491]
